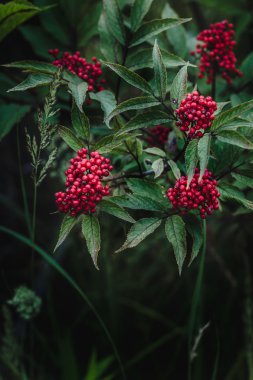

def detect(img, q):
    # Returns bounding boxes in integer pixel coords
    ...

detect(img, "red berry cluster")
[175,91,217,139]
[167,169,220,219]
[145,125,171,147]
[55,148,113,217]
[49,49,106,93]
[191,20,242,84]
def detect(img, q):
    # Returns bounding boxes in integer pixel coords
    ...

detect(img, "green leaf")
[68,80,88,113]
[115,217,162,252]
[198,133,211,180]
[99,199,135,223]
[218,183,253,210]
[152,158,164,178]
[90,90,117,123]
[71,102,90,140]
[217,131,253,150]
[106,96,160,125]
[126,178,166,204]
[0,1,49,42]
[153,40,167,100]
[167,159,181,179]
[231,172,253,188]
[58,126,83,151]
[165,215,186,274]
[127,48,194,71]
[0,103,30,141]
[129,18,191,47]
[4,60,57,74]
[116,110,169,136]
[130,0,153,32]
[211,100,253,131]
[215,102,230,115]
[82,215,101,269]
[185,214,203,265]
[7,73,53,92]
[54,214,77,252]
[112,194,165,212]
[185,139,198,187]
[98,12,116,61]
[103,62,153,94]
[144,147,166,157]
[170,65,188,109]
[103,0,126,45]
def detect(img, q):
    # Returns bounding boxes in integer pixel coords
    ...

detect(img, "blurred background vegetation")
[1,0,253,379]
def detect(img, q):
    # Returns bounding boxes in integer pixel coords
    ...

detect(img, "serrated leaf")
[0,103,31,141]
[127,48,195,71]
[214,102,230,115]
[112,194,165,211]
[152,158,164,178]
[217,131,253,150]
[218,183,253,210]
[106,96,159,126]
[198,134,211,180]
[185,139,198,187]
[126,178,166,204]
[185,214,203,265]
[116,217,162,252]
[98,12,116,61]
[144,147,166,157]
[103,62,153,94]
[231,172,253,188]
[130,0,153,32]
[167,159,181,179]
[4,60,57,74]
[129,18,191,47]
[82,215,101,269]
[103,0,126,45]
[165,215,186,274]
[90,90,117,125]
[99,199,135,223]
[68,81,88,113]
[211,100,253,131]
[58,126,83,151]
[115,110,169,136]
[153,40,167,100]
[7,73,53,92]
[170,65,188,109]
[71,102,90,140]
[54,214,77,252]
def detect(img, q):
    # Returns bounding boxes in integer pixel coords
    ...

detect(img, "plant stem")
[188,219,207,380]
[211,74,216,100]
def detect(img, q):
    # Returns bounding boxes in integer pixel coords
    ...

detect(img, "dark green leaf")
[106,96,159,125]
[71,102,90,140]
[129,18,191,47]
[198,133,211,180]
[211,100,253,131]
[68,80,88,113]
[111,194,165,212]
[153,40,167,100]
[82,215,101,269]
[98,12,116,61]
[126,178,166,204]
[130,0,153,32]
[103,62,153,94]
[231,172,253,188]
[4,60,57,74]
[217,131,253,150]
[115,217,162,252]
[58,126,83,151]
[165,215,186,274]
[7,73,53,92]
[218,183,253,210]
[116,110,169,136]
[103,0,126,45]
[170,65,188,109]
[99,199,135,223]
[185,139,198,187]
[54,215,77,252]
[185,214,203,265]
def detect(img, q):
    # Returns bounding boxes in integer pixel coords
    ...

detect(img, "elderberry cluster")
[55,148,113,217]
[145,125,171,147]
[191,20,242,84]
[175,91,217,139]
[167,169,220,219]
[49,49,106,93]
